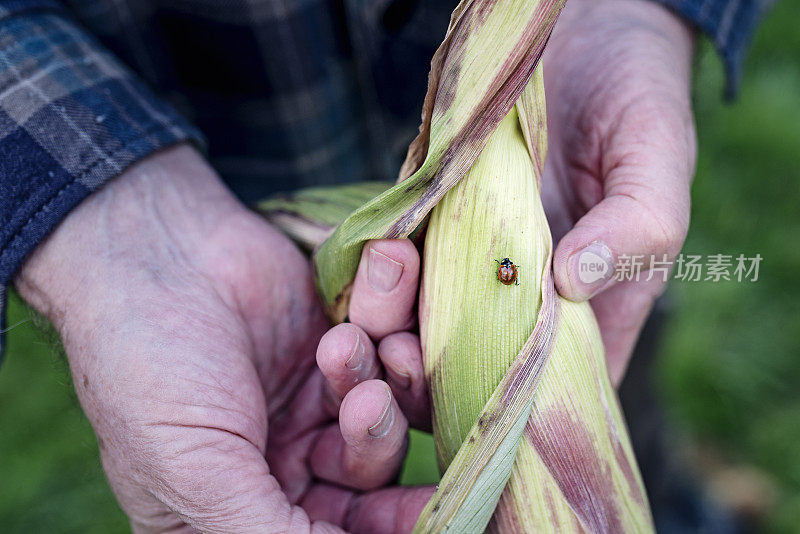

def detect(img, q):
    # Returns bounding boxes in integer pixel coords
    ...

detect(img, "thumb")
[553,165,691,302]
[348,239,420,340]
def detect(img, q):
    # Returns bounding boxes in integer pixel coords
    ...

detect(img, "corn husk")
[416,73,652,532]
[256,182,392,252]
[258,0,654,531]
[314,0,566,322]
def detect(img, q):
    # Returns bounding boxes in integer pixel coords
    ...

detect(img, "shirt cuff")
[651,0,766,98]
[0,7,205,362]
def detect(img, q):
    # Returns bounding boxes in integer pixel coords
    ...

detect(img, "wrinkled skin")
[16,0,695,531]
[544,0,697,383]
[17,146,432,533]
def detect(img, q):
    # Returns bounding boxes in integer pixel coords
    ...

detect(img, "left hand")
[542,0,697,384]
[16,146,431,533]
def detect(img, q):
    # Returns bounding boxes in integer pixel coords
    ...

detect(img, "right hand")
[542,0,697,384]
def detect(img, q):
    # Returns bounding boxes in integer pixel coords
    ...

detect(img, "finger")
[310,380,408,490]
[349,239,420,340]
[553,170,690,302]
[346,486,435,534]
[553,107,694,303]
[302,484,435,534]
[377,332,431,431]
[590,277,665,387]
[317,323,381,404]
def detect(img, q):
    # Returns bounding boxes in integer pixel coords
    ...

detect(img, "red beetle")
[495,258,519,286]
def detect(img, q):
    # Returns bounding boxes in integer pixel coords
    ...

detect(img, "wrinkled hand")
[16,145,431,533]
[543,0,697,383]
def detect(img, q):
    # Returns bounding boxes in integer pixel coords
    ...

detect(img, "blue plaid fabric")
[655,0,768,98]
[0,0,768,359]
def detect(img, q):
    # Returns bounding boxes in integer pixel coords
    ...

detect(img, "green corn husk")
[257,0,654,531]
[255,182,392,252]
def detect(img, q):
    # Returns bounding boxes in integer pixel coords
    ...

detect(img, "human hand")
[542,0,697,384]
[314,238,434,531]
[16,145,431,533]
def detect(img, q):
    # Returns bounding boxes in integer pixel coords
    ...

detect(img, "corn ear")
[256,0,655,531]
[416,70,653,531]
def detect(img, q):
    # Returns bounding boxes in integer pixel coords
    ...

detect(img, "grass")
[656,1,800,531]
[0,295,129,532]
[1,2,799,531]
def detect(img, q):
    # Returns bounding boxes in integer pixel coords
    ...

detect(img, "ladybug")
[495,258,519,286]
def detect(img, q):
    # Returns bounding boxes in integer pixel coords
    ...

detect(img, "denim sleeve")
[652,0,768,98]
[0,1,205,360]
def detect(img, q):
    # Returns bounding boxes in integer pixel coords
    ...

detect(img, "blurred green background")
[1,1,799,532]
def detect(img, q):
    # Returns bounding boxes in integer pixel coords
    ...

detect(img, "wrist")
[15,144,244,328]
[618,0,696,59]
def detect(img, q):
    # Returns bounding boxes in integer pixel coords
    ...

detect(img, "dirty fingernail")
[345,330,365,371]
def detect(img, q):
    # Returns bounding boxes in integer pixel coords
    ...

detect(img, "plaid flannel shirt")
[0,0,767,359]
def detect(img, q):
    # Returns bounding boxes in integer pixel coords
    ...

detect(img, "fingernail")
[345,330,365,371]
[368,249,404,293]
[568,241,615,300]
[368,392,394,438]
[386,366,411,390]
